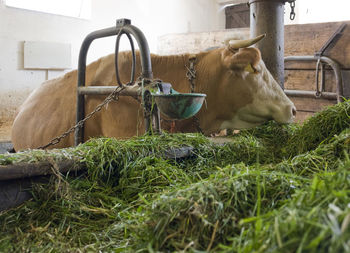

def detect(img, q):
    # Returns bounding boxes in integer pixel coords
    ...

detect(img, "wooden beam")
[288,96,336,123]
[285,21,350,68]
[285,69,336,92]
[0,160,84,181]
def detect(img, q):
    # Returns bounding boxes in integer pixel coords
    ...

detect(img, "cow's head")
[216,35,296,130]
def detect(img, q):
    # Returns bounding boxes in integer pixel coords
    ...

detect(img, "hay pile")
[1,101,350,252]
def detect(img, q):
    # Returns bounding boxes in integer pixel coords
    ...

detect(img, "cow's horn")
[227,34,266,49]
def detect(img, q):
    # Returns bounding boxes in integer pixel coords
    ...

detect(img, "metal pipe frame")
[284,55,343,103]
[78,86,140,96]
[75,20,154,146]
[249,0,286,88]
[78,85,162,133]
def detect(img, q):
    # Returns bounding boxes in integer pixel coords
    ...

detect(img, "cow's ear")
[221,47,261,73]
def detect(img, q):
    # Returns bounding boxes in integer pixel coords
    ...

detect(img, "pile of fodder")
[1,100,350,252]
[139,161,350,252]
[287,99,350,156]
[237,121,299,162]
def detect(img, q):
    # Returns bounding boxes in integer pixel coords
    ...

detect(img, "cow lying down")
[11,35,296,151]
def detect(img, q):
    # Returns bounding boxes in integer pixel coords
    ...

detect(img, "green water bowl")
[153,93,206,120]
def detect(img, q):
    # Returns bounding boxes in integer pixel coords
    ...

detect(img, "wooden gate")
[225,3,250,29]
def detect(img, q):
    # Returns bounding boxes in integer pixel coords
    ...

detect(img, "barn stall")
[1,0,350,251]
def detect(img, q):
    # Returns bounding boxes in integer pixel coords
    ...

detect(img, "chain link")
[38,85,125,149]
[185,56,203,134]
[185,56,197,93]
[289,0,296,20]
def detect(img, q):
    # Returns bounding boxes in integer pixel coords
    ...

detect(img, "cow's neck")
[152,49,227,135]
[151,52,209,93]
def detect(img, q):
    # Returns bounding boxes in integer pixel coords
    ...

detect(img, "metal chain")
[37,85,125,149]
[185,56,203,134]
[288,0,296,20]
[186,56,197,93]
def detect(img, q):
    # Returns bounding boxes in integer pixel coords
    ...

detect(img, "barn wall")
[0,0,225,141]
[157,21,350,123]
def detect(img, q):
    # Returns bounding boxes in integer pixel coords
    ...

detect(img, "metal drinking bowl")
[153,93,206,120]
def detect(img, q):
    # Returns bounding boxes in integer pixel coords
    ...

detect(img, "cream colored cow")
[11,36,296,150]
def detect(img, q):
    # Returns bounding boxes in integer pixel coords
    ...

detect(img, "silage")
[1,101,350,252]
[287,99,350,156]
[141,165,306,251]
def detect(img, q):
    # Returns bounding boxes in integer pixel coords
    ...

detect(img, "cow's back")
[11,70,77,150]
[11,52,155,150]
[11,57,104,150]
[11,50,223,150]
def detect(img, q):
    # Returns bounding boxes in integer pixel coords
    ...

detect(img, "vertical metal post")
[75,19,156,146]
[249,0,286,88]
[75,26,120,146]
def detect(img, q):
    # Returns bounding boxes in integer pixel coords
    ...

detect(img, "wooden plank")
[289,97,336,113]
[285,61,343,70]
[288,96,335,123]
[158,21,350,68]
[285,21,348,55]
[285,69,337,93]
[294,111,314,123]
[0,160,83,181]
[285,21,350,68]
[0,145,196,181]
[225,3,250,29]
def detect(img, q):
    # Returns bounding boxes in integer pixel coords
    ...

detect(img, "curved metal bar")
[121,25,153,79]
[75,21,153,145]
[76,24,152,90]
[284,55,343,103]
[75,27,118,145]
[115,30,136,86]
[78,86,140,96]
[315,58,321,97]
[284,90,337,100]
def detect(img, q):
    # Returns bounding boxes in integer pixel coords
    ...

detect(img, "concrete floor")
[0,141,13,154]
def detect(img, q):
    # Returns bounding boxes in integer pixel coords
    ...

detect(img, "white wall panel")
[24,41,71,69]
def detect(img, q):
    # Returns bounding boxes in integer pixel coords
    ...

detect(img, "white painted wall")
[0,0,91,123]
[278,0,350,25]
[0,0,224,124]
[296,0,350,24]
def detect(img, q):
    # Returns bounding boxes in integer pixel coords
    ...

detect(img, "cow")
[11,35,296,151]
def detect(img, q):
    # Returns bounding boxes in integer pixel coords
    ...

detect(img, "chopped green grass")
[287,99,350,156]
[1,100,350,252]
